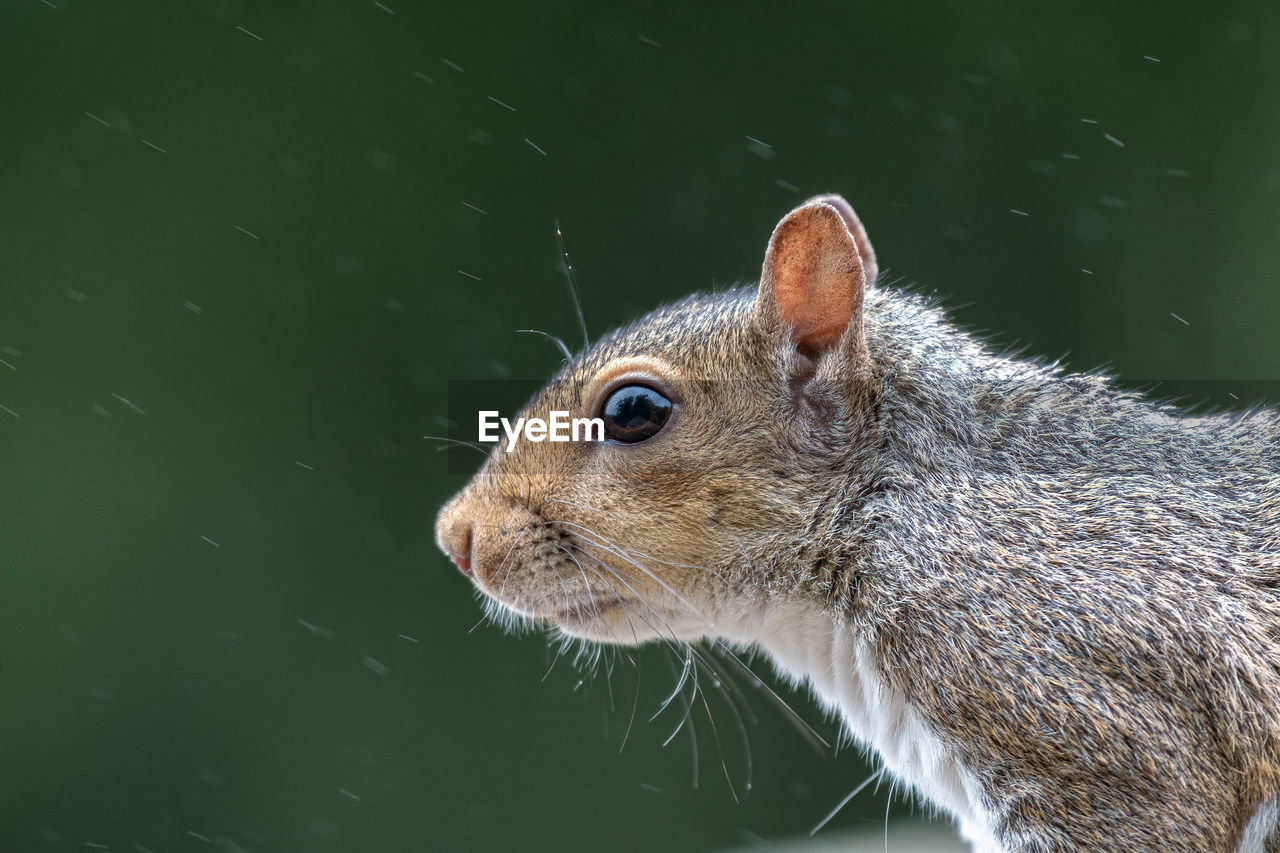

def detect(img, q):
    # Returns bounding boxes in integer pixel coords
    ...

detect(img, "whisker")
[810,767,886,837]
[618,652,641,754]
[562,548,758,797]
[602,657,616,712]
[555,543,604,624]
[576,554,686,658]
[546,519,703,615]
[554,219,589,351]
[542,503,732,582]
[554,545,619,710]
[884,777,895,853]
[517,328,573,363]
[545,497,647,519]
[655,649,696,725]
[562,557,710,769]
[690,660,739,804]
[496,529,530,600]
[685,644,754,796]
[661,649,700,790]
[489,519,793,803]
[574,565,645,651]
[548,554,580,648]
[699,643,761,728]
[713,641,831,753]
[422,433,489,456]
[542,638,566,682]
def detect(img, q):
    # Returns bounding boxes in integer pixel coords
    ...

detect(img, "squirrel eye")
[599,385,672,444]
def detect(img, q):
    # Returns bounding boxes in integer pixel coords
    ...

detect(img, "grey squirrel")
[435,194,1280,852]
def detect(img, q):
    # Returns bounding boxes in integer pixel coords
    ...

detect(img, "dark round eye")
[599,385,672,444]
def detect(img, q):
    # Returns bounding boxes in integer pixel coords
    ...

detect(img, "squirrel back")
[437,194,1280,852]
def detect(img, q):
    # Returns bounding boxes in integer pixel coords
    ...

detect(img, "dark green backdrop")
[2,2,1278,851]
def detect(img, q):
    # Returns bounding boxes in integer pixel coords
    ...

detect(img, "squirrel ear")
[802,193,878,287]
[757,198,871,365]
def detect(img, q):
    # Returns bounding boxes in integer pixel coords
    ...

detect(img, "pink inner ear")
[769,203,865,358]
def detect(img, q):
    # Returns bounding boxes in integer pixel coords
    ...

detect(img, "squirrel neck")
[716,598,999,850]
[730,286,1280,849]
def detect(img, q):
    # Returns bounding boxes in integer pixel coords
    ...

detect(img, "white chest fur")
[720,604,999,852]
[1240,799,1278,853]
[720,604,1278,853]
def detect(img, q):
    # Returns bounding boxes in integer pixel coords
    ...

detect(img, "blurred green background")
[2,1,1279,851]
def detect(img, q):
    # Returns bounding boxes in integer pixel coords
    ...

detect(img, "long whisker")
[555,543,604,624]
[661,649,700,790]
[558,538,758,796]
[618,652,641,754]
[689,658,739,804]
[542,637,566,682]
[574,552,684,653]
[568,555,723,774]
[543,501,732,581]
[573,556,691,679]
[567,557,743,779]
[502,517,802,801]
[697,643,760,728]
[547,520,703,615]
[549,550,579,627]
[810,767,886,837]
[566,558,709,773]
[545,497,650,519]
[684,643,754,797]
[554,545,622,711]
[567,554,641,647]
[712,641,831,753]
[496,529,530,600]
[884,777,895,853]
[422,433,490,456]
[517,328,573,363]
[554,219,589,352]
[655,648,696,725]
[602,654,616,713]
[572,560,742,798]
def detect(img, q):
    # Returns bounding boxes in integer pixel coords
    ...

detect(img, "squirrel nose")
[443,524,474,578]
[435,496,477,579]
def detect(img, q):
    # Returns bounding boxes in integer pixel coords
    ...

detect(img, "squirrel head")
[436,194,881,645]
